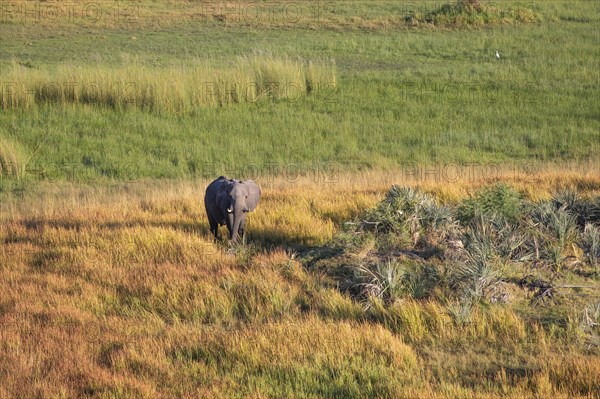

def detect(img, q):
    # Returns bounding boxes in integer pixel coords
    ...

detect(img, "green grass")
[0,1,598,185]
[409,0,541,27]
[0,56,337,111]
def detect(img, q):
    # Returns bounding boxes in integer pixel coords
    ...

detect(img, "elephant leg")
[208,216,219,240]
[225,218,233,240]
[238,219,247,242]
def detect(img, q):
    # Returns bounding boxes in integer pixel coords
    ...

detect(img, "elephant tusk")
[227,207,233,213]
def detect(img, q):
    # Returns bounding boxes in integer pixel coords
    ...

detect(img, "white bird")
[495,50,500,59]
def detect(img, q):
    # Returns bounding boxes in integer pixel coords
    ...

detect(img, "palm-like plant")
[581,224,600,273]
[353,260,405,308]
[452,220,502,301]
[579,301,600,352]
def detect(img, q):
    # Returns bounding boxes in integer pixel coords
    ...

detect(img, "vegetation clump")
[457,183,524,224]
[0,56,337,113]
[406,0,541,27]
[323,185,599,311]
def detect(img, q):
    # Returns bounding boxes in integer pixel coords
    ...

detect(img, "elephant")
[204,176,261,242]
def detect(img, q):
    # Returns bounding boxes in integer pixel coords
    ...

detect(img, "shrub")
[352,260,406,307]
[414,0,540,27]
[531,201,578,249]
[325,184,597,313]
[451,224,503,301]
[529,201,579,274]
[349,260,445,308]
[579,301,600,352]
[362,186,457,247]
[363,186,431,234]
[462,212,531,263]
[457,183,524,225]
[552,190,600,228]
[580,224,600,272]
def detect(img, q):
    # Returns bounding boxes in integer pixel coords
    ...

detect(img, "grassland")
[1,171,600,398]
[1,0,600,398]
[1,1,599,185]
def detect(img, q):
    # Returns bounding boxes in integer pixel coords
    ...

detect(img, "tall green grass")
[0,138,24,178]
[0,56,336,113]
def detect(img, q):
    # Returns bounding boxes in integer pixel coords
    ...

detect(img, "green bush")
[362,186,456,244]
[553,190,600,228]
[317,184,599,311]
[581,224,600,273]
[451,224,503,301]
[349,260,444,308]
[363,186,432,233]
[351,260,406,307]
[415,0,540,27]
[531,201,578,247]
[457,183,524,225]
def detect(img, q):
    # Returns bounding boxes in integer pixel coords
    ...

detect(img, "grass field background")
[1,1,600,398]
[1,0,598,186]
[2,170,600,398]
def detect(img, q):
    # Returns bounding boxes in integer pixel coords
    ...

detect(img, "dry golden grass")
[1,166,599,398]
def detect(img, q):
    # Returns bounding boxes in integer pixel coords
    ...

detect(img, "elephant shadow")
[17,214,330,255]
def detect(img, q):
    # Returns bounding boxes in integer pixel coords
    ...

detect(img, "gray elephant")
[204,176,261,242]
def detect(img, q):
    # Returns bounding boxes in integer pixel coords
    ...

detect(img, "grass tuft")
[0,138,24,178]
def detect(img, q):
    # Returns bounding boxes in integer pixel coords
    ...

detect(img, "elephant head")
[213,179,261,242]
[223,180,261,242]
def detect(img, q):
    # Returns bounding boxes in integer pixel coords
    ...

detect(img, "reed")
[0,56,336,113]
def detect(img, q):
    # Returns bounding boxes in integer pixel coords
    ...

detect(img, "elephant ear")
[244,180,261,212]
[215,181,231,209]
